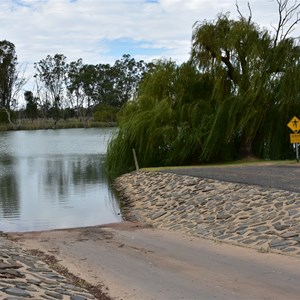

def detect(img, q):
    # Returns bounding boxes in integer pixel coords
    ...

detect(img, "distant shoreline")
[0,118,117,131]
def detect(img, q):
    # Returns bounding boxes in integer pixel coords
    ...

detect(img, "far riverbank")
[0,118,117,131]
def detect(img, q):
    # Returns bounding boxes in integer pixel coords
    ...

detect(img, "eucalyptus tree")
[0,40,27,126]
[34,54,68,120]
[0,40,17,110]
[113,54,150,107]
[66,58,85,118]
[33,77,50,119]
[95,63,117,106]
[91,55,150,109]
[66,55,151,119]
[24,90,38,121]
[80,64,99,117]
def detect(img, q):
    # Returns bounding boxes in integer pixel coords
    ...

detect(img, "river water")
[0,127,121,232]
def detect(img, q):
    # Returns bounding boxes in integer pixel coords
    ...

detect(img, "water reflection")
[0,171,19,218]
[0,128,121,232]
[40,155,105,200]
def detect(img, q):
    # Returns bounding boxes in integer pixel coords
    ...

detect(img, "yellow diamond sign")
[287,116,300,133]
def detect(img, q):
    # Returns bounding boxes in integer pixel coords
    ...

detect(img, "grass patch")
[142,158,298,172]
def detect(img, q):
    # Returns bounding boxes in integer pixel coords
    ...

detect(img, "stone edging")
[0,236,101,299]
[114,170,300,256]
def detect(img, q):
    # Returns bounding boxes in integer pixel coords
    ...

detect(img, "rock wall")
[114,170,300,256]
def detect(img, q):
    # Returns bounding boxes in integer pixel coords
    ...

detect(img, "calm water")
[0,128,121,232]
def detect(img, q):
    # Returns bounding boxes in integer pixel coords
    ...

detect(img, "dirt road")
[10,222,300,300]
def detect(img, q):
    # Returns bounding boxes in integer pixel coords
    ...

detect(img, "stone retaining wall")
[114,170,300,256]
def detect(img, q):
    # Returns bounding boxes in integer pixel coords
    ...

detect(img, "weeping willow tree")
[105,60,214,176]
[191,4,300,161]
[106,0,300,176]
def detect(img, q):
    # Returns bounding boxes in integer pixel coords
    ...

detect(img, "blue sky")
[103,38,168,57]
[0,0,298,92]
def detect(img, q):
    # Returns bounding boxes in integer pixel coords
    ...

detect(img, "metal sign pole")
[287,116,300,163]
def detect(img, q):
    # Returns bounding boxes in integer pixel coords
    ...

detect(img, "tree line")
[105,0,300,176]
[1,0,299,174]
[0,44,152,125]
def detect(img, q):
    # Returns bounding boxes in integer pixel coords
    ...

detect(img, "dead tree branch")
[236,1,252,24]
[273,0,300,47]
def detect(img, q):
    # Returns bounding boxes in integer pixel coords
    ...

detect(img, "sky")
[0,0,298,93]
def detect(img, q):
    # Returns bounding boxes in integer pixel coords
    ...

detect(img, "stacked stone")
[0,236,96,299]
[115,170,300,255]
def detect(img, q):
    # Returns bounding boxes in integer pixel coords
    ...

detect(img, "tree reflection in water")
[0,128,121,232]
[42,154,105,199]
[0,172,20,218]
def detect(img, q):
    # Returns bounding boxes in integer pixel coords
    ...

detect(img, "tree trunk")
[1,107,19,130]
[239,135,255,158]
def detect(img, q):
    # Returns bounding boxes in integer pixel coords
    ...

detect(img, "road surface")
[162,163,300,193]
[11,222,300,300]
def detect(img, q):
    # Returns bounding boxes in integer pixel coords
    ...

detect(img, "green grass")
[141,158,298,172]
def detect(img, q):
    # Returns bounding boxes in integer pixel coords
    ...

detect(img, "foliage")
[34,54,68,120]
[113,54,150,106]
[64,54,150,120]
[0,110,8,123]
[106,1,300,177]
[66,58,85,118]
[105,60,214,175]
[0,2,299,178]
[0,40,27,119]
[0,40,17,110]
[191,12,300,161]
[93,104,118,123]
[24,90,38,121]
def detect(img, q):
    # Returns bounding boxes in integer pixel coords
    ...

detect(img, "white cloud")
[0,0,298,89]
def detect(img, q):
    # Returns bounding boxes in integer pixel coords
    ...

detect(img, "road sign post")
[287,116,300,162]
